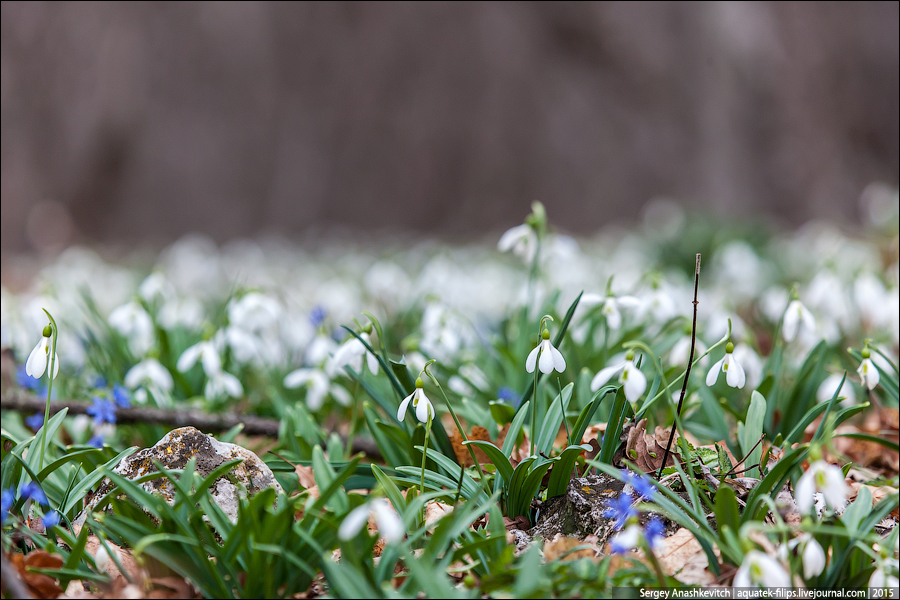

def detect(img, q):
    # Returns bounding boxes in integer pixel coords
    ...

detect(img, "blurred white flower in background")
[497,224,538,264]
[327,331,379,377]
[732,343,763,390]
[816,373,856,407]
[733,550,791,588]
[581,292,641,331]
[177,340,242,399]
[795,460,849,515]
[108,301,155,356]
[284,367,350,410]
[124,358,174,407]
[337,498,403,543]
[783,297,817,343]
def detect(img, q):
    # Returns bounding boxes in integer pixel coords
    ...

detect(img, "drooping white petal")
[525,346,540,373]
[857,358,880,390]
[551,346,566,372]
[365,349,380,375]
[414,392,434,423]
[609,524,641,554]
[795,467,816,515]
[783,300,801,342]
[591,363,625,391]
[497,224,531,252]
[819,464,849,512]
[338,504,372,541]
[176,343,204,372]
[706,357,726,387]
[331,384,352,407]
[538,342,555,374]
[397,393,413,421]
[734,551,790,588]
[284,369,315,388]
[25,338,49,379]
[622,363,647,404]
[372,500,404,543]
[801,536,826,579]
[603,299,622,330]
[725,355,746,388]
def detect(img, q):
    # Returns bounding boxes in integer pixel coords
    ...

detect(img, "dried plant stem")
[657,253,701,480]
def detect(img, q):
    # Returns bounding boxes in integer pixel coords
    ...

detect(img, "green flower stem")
[420,416,431,519]
[39,309,59,471]
[531,350,540,457]
[422,361,490,498]
[642,538,668,589]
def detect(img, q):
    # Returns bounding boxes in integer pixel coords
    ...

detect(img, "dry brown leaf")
[295,464,317,489]
[618,419,679,472]
[84,536,145,584]
[424,501,454,530]
[149,576,197,599]
[848,482,898,505]
[542,533,598,562]
[449,426,493,467]
[11,550,64,598]
[655,528,715,585]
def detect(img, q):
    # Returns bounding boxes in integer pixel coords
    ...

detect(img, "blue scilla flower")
[309,305,327,328]
[112,384,131,409]
[88,434,105,449]
[42,510,60,529]
[622,469,656,501]
[22,482,48,506]
[17,365,42,390]
[497,386,521,408]
[603,491,637,530]
[25,412,44,431]
[1,487,15,523]
[87,396,117,425]
[644,516,665,550]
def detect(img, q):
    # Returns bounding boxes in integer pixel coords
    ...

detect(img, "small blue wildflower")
[309,305,327,328]
[88,434,105,449]
[497,386,521,408]
[21,482,48,506]
[17,365,42,390]
[1,487,15,523]
[93,376,108,389]
[42,510,60,529]
[87,396,117,425]
[25,412,44,431]
[644,516,665,550]
[602,491,637,530]
[112,384,131,409]
[622,469,656,501]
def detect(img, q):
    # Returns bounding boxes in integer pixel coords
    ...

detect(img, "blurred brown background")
[2,2,898,252]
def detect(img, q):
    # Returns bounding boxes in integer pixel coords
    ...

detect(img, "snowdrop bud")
[94,544,110,572]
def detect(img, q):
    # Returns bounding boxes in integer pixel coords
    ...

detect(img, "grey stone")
[75,426,282,527]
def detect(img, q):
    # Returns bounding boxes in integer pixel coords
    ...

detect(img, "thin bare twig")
[1,391,381,457]
[657,253,701,480]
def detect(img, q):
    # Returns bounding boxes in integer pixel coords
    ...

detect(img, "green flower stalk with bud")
[27,309,60,470]
[857,344,880,390]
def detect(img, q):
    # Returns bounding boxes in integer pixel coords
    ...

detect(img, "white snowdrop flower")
[854,273,893,329]
[305,332,337,367]
[177,340,222,375]
[497,224,538,264]
[327,331,379,377]
[94,544,110,573]
[795,460,849,515]
[733,551,791,588]
[525,329,566,375]
[217,326,262,365]
[817,373,856,407]
[706,343,746,389]
[25,326,59,380]
[591,351,647,406]
[869,559,900,590]
[732,343,763,390]
[284,367,351,411]
[397,378,434,423]
[789,534,826,580]
[582,292,642,331]
[609,524,642,554]
[669,334,708,368]
[639,286,679,326]
[124,358,174,393]
[205,371,243,399]
[124,358,174,407]
[783,298,816,343]
[338,499,403,544]
[227,292,282,334]
[108,301,155,356]
[857,349,880,391]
